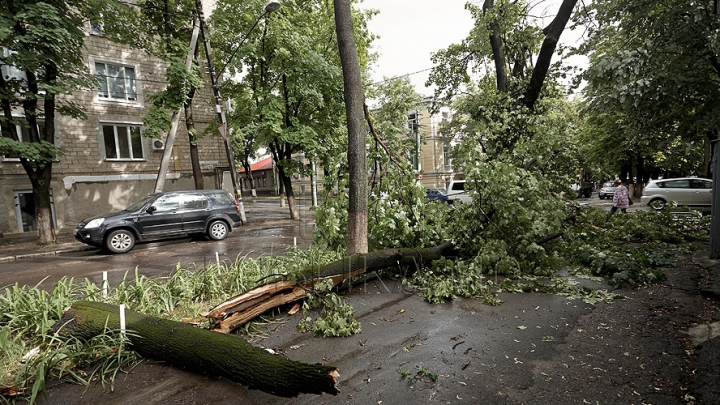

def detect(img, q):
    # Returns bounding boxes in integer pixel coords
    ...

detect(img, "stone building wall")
[0,27,229,235]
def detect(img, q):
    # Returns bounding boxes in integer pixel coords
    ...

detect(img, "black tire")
[599,195,604,200]
[649,198,667,211]
[207,220,229,241]
[105,229,135,253]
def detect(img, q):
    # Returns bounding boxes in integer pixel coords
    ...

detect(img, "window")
[407,112,419,134]
[182,194,208,209]
[442,140,453,170]
[152,194,183,213]
[95,62,137,101]
[102,124,144,160]
[660,180,689,189]
[1,120,45,160]
[690,179,713,189]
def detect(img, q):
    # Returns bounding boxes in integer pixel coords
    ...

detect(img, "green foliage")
[562,206,706,287]
[578,0,720,177]
[214,0,373,188]
[396,365,438,382]
[407,257,500,305]
[297,280,361,338]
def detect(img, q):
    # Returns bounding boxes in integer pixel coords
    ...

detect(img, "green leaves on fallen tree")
[297,280,361,338]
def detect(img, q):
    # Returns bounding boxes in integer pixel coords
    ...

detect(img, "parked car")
[446,180,471,204]
[640,178,713,210]
[425,188,448,203]
[74,190,243,253]
[598,182,617,199]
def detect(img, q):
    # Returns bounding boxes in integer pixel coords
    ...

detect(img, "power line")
[370,67,433,85]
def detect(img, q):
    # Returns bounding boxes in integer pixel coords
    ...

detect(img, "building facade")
[407,99,458,189]
[0,26,230,235]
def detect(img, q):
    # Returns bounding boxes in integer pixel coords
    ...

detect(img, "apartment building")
[0,26,230,235]
[406,99,457,189]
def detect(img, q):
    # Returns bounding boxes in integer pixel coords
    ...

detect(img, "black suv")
[74,190,243,253]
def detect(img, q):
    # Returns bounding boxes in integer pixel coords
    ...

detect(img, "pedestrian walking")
[610,179,630,215]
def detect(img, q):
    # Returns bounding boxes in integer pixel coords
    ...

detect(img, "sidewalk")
[0,196,315,263]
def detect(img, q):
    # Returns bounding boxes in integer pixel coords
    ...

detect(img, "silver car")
[640,178,713,210]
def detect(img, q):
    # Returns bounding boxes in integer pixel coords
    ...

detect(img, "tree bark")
[52,301,340,398]
[334,0,368,256]
[521,0,578,109]
[207,242,457,333]
[483,0,508,93]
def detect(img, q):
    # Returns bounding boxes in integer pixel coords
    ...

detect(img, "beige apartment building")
[0,26,230,235]
[406,99,457,189]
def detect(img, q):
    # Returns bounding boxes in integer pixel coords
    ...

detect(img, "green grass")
[0,246,340,404]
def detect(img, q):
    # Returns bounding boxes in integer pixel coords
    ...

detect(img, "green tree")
[578,0,720,180]
[423,0,582,275]
[212,0,373,220]
[0,0,140,244]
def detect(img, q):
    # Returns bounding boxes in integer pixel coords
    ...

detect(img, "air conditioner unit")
[152,139,165,151]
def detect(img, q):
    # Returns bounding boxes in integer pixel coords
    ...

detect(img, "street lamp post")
[195,0,281,223]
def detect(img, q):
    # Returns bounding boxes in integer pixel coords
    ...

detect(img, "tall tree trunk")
[31,165,55,244]
[334,0,368,255]
[278,164,299,220]
[521,0,578,109]
[483,0,507,93]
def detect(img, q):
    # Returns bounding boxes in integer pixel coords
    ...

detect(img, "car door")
[689,179,713,206]
[660,179,692,205]
[137,194,184,237]
[180,193,210,233]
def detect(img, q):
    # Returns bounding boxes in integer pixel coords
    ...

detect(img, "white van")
[446,180,472,204]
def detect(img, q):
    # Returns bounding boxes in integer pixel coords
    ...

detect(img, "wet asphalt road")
[0,200,315,289]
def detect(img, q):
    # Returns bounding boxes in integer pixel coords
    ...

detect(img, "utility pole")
[155,20,200,193]
[195,0,246,222]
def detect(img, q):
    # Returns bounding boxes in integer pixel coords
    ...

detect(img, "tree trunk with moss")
[52,301,339,398]
[207,242,457,333]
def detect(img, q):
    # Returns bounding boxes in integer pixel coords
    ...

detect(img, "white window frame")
[100,122,146,161]
[90,57,141,104]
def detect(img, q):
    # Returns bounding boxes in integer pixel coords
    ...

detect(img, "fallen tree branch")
[207,242,457,333]
[52,301,340,397]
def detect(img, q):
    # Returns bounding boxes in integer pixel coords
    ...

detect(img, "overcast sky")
[359,0,474,95]
[358,0,584,96]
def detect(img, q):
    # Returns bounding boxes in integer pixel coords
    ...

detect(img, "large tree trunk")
[207,242,457,333]
[31,167,55,244]
[521,0,578,109]
[483,0,508,93]
[52,301,340,397]
[334,0,368,256]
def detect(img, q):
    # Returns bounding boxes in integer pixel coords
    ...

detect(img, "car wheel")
[105,229,135,253]
[207,220,229,241]
[649,198,667,211]
[599,195,604,199]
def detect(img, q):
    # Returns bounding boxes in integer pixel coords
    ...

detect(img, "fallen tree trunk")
[52,301,339,397]
[207,242,457,333]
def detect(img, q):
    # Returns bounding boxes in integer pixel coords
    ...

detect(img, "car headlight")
[84,218,105,229]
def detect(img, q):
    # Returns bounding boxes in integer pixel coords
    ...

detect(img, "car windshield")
[124,194,157,212]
